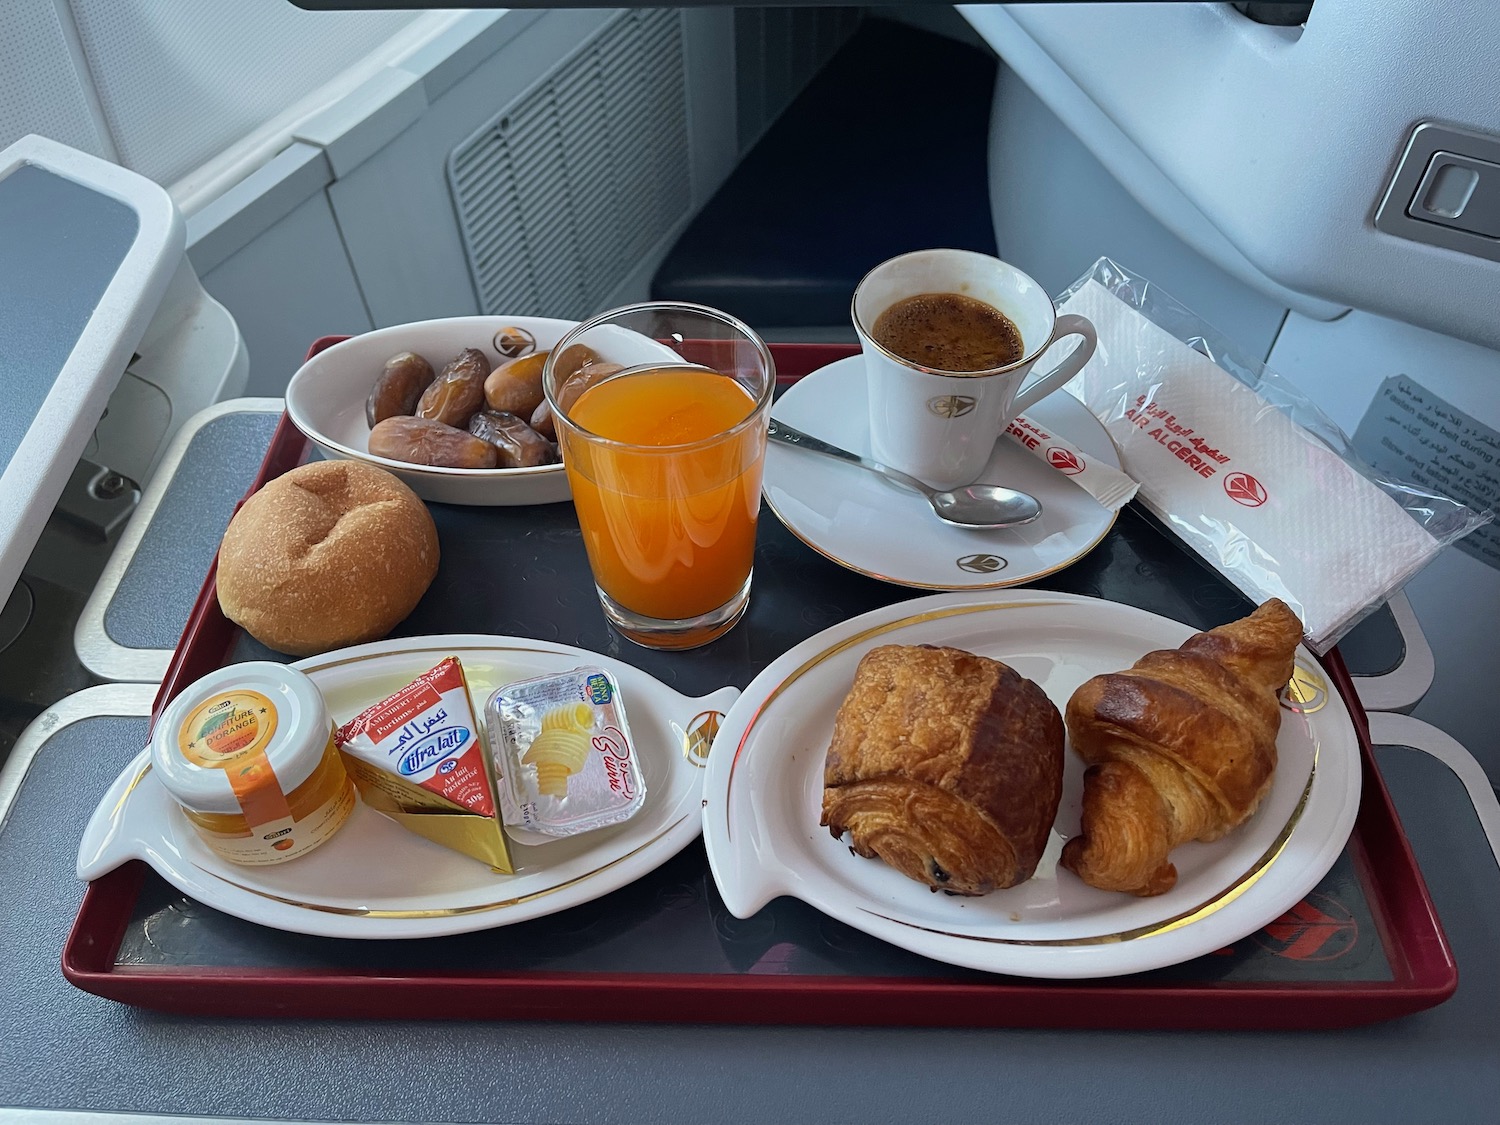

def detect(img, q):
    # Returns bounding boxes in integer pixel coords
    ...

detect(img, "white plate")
[764,356,1121,588]
[285,316,579,506]
[78,635,739,939]
[702,590,1362,979]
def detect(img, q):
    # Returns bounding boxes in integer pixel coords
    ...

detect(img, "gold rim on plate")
[722,596,1320,946]
[122,640,698,922]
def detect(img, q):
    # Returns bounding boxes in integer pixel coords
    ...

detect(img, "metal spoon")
[767,419,1043,530]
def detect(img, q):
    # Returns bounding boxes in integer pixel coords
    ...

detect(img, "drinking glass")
[543,302,775,649]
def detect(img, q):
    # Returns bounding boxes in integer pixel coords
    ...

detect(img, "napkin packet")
[1048,257,1490,653]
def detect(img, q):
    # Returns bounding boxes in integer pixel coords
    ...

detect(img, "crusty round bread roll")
[216,460,440,656]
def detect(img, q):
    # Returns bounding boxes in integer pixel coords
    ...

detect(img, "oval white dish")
[78,634,739,939]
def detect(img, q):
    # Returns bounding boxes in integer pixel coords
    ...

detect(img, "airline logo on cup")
[927,394,977,419]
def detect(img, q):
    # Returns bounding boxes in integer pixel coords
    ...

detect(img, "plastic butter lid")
[485,666,647,839]
[150,662,333,815]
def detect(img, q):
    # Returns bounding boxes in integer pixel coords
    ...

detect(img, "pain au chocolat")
[821,644,1065,895]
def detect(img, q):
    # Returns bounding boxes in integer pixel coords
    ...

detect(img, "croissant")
[821,644,1065,896]
[1060,598,1304,897]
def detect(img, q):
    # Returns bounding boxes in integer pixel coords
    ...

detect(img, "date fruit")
[369,415,498,469]
[483,351,549,416]
[552,343,600,380]
[366,351,435,427]
[530,361,625,439]
[415,347,489,428]
[469,410,559,468]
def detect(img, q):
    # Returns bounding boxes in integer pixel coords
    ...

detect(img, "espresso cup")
[852,249,1098,491]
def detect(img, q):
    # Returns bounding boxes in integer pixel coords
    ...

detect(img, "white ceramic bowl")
[285,315,579,506]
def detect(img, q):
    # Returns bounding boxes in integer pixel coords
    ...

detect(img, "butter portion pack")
[335,656,514,873]
[485,666,646,839]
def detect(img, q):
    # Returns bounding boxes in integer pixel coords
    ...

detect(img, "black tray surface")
[127,500,1391,983]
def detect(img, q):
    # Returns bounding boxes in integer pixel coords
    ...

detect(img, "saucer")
[762,356,1121,589]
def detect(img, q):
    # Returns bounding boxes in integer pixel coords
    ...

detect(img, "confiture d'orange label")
[151,663,356,866]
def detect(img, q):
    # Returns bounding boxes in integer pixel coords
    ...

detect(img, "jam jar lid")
[150,661,333,815]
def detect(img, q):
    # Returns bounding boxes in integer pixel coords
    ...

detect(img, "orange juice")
[562,365,765,621]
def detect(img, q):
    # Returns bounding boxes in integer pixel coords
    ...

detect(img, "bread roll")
[217,460,440,656]
[821,644,1065,895]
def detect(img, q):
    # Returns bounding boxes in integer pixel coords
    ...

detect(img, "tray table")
[62,343,1456,1029]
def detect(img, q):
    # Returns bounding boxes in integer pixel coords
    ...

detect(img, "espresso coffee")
[871,292,1024,373]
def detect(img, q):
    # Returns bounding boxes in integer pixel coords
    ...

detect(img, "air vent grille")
[448,9,691,320]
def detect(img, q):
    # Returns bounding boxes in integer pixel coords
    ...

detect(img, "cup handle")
[1011,313,1097,417]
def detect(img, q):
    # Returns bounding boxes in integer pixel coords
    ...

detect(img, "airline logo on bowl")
[493,325,536,357]
[397,726,472,777]
[927,394,977,419]
[1225,472,1268,507]
[1046,446,1084,475]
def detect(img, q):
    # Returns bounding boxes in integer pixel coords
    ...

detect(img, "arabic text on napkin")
[1055,279,1446,653]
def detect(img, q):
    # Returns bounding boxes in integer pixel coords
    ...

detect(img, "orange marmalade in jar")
[150,662,355,865]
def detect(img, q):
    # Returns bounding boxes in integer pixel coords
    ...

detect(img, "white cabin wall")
[58,1,418,195]
[0,2,113,161]
[192,8,751,395]
[0,1,447,207]
[323,9,617,330]
[199,192,374,398]
[4,3,854,399]
[986,62,1291,360]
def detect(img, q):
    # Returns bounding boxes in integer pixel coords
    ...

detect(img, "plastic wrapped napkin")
[1052,259,1488,653]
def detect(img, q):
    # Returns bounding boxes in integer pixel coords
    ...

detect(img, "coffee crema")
[870,292,1024,373]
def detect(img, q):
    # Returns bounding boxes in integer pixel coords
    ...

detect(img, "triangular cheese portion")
[335,657,512,873]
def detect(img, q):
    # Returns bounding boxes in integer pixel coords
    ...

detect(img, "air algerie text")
[1123,395,1232,479]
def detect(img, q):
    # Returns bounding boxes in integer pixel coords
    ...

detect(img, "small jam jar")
[151,662,356,865]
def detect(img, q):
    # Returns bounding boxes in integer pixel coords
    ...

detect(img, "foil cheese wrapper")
[335,657,514,873]
[484,667,646,838]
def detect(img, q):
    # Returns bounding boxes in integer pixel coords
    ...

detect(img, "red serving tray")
[62,341,1457,1028]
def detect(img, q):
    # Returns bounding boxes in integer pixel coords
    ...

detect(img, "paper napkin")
[1054,279,1444,652]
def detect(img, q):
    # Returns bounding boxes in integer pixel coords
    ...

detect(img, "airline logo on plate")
[956,554,1007,574]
